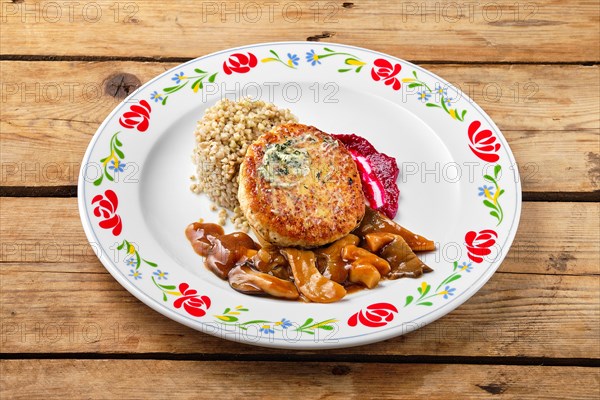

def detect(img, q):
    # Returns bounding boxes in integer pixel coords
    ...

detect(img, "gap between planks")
[0,353,599,367]
[1,187,599,202]
[2,0,598,62]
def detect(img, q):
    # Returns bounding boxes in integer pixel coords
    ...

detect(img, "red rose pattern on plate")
[119,99,152,132]
[370,58,402,90]
[173,283,211,317]
[467,120,501,162]
[223,52,258,74]
[348,302,399,328]
[91,189,122,236]
[465,229,498,263]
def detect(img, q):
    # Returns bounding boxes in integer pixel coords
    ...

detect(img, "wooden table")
[1,1,599,398]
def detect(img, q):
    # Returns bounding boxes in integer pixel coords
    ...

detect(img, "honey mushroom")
[340,245,391,289]
[314,234,360,283]
[364,232,433,279]
[252,246,287,272]
[281,248,347,303]
[228,265,299,300]
[204,232,259,279]
[354,206,435,252]
[251,246,291,280]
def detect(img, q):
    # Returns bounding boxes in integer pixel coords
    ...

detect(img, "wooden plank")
[1,61,598,190]
[0,0,598,62]
[1,360,598,399]
[0,262,597,357]
[2,198,598,275]
[1,199,598,357]
[509,202,599,275]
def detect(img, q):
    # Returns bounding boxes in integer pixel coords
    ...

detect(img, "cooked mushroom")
[186,214,435,302]
[185,222,225,256]
[252,246,287,273]
[338,245,390,289]
[205,232,259,279]
[365,232,433,279]
[341,245,391,275]
[281,248,346,303]
[228,265,299,299]
[314,234,360,283]
[353,207,435,252]
[270,265,293,281]
[348,262,381,289]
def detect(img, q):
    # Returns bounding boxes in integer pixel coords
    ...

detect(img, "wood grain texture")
[1,61,599,190]
[1,198,598,275]
[1,0,598,62]
[1,262,598,357]
[1,199,598,357]
[1,0,598,392]
[1,360,599,399]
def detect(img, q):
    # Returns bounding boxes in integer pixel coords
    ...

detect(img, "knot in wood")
[105,73,141,99]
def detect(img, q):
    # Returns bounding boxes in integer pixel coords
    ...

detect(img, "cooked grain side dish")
[191,98,297,229]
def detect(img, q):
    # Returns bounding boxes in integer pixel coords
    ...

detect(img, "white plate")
[78,42,522,349]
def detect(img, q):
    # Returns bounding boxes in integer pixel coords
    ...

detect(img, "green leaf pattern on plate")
[152,277,179,302]
[214,306,337,335]
[402,70,467,122]
[261,50,299,69]
[404,261,474,307]
[94,132,124,186]
[481,164,505,225]
[117,239,157,271]
[306,47,366,73]
[151,69,218,106]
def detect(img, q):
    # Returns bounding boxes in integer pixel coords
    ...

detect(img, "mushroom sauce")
[185,207,435,303]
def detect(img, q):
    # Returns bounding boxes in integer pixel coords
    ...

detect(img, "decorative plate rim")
[78,41,522,349]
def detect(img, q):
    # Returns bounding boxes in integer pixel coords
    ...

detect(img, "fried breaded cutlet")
[238,123,365,248]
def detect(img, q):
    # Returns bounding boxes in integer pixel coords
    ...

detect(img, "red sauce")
[333,134,400,219]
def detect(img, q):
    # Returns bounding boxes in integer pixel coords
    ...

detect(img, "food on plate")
[314,234,360,283]
[228,265,299,299]
[185,222,258,279]
[186,206,433,303]
[191,98,297,229]
[238,123,365,248]
[354,206,436,252]
[281,248,347,303]
[187,99,435,303]
[364,232,432,279]
[333,133,400,219]
[341,245,390,289]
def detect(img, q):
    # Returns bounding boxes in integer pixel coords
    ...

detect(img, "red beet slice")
[332,134,400,219]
